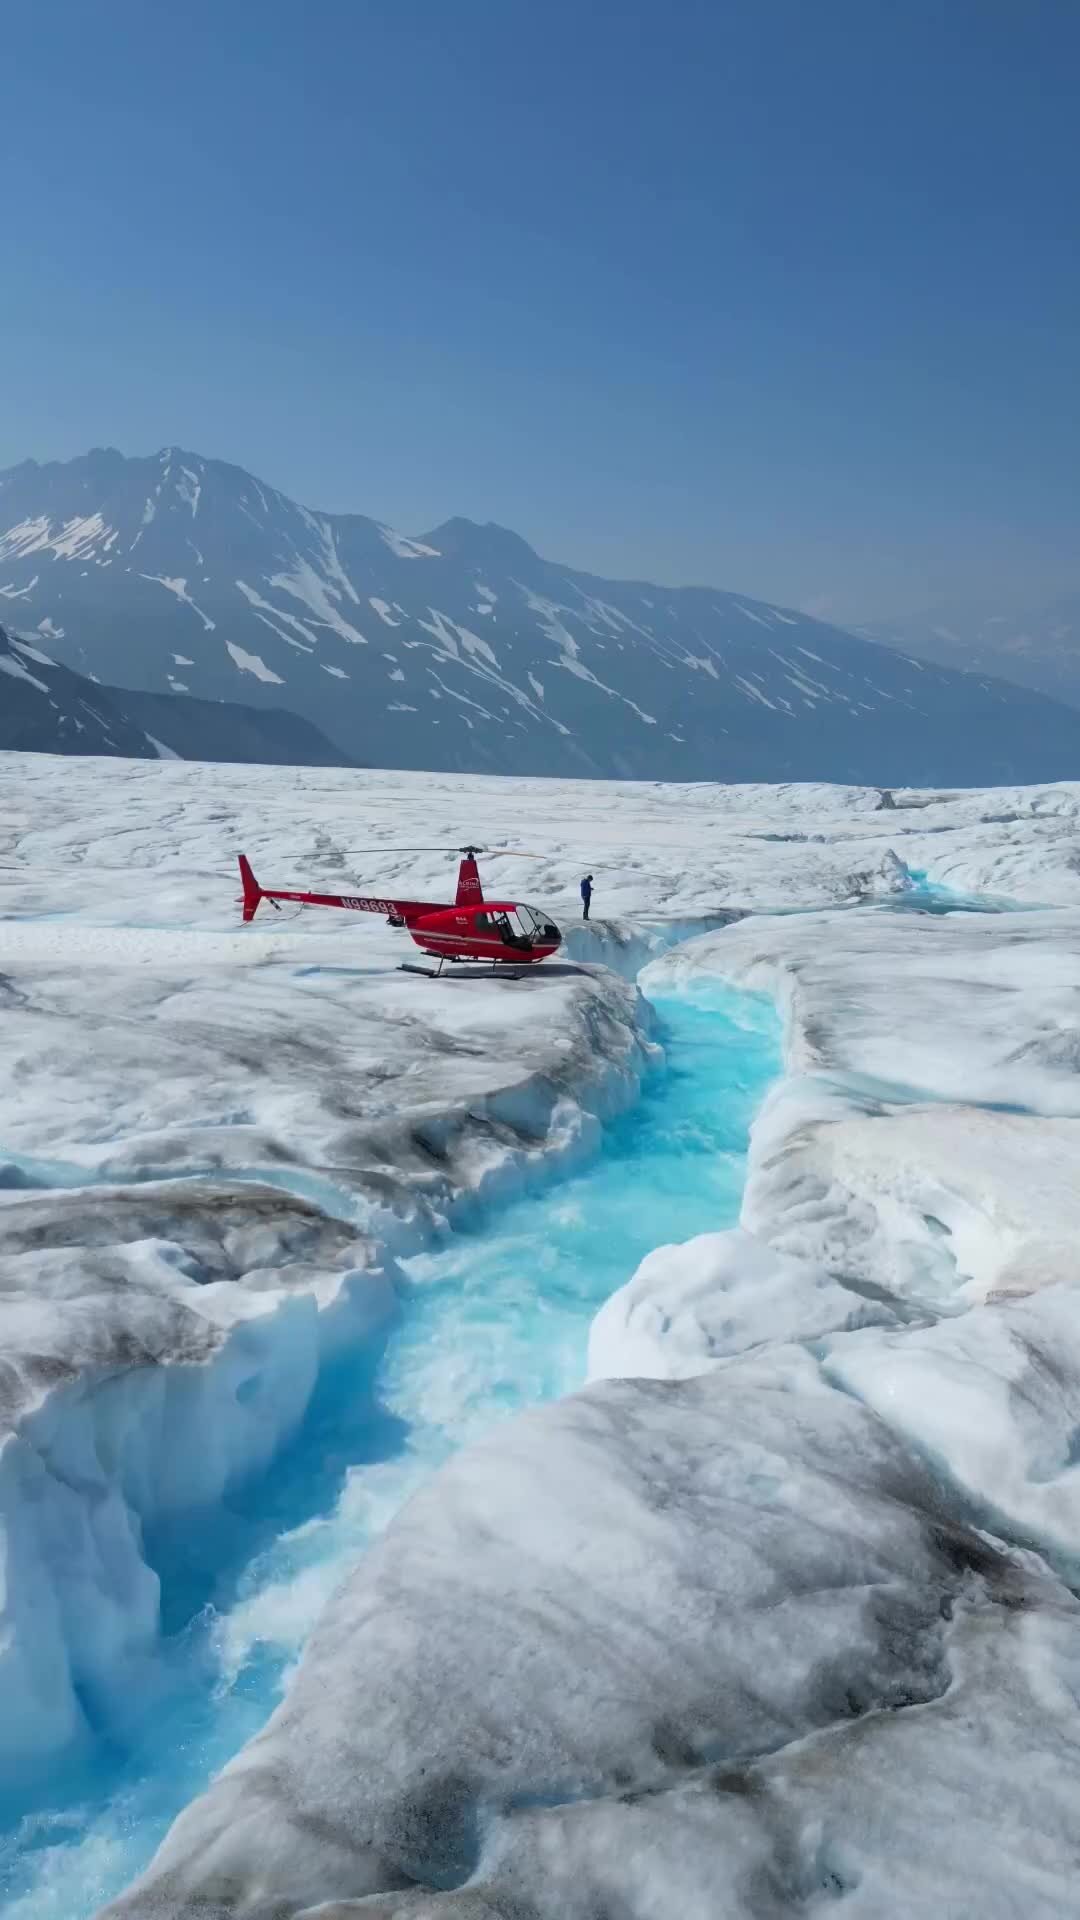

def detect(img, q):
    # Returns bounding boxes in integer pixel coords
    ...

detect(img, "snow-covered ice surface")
[647,905,1080,1312]
[3,756,1080,1916]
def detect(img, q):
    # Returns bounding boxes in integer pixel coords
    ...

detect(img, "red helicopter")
[237,845,564,976]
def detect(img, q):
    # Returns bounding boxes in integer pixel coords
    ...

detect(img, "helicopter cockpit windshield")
[514,904,561,945]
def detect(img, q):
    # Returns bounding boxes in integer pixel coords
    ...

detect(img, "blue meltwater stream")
[0,979,780,1918]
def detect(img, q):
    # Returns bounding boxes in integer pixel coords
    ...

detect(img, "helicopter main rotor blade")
[335,845,547,858]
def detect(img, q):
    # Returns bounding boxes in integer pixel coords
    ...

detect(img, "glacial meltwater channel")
[0,978,780,1919]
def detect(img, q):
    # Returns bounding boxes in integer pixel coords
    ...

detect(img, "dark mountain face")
[0,623,353,767]
[4,446,1080,784]
[0,624,152,757]
[860,598,1080,713]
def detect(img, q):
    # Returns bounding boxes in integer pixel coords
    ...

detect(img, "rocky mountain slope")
[0,623,354,765]
[4,446,1080,782]
[862,596,1080,711]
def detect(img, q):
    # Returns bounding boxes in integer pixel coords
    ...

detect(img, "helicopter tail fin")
[455,854,483,907]
[238,854,263,922]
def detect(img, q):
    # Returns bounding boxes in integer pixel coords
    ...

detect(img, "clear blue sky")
[3,0,1077,620]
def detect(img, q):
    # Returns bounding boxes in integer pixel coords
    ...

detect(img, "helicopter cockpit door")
[498,911,531,949]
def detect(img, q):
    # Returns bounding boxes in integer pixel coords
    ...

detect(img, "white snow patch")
[225,643,284,685]
[578,593,654,641]
[0,519,53,561]
[1,513,112,563]
[416,608,461,658]
[426,672,496,722]
[176,467,202,517]
[268,559,368,646]
[378,525,440,560]
[459,624,498,665]
[139,575,216,632]
[13,638,57,668]
[309,514,362,606]
[0,652,49,692]
[255,618,313,654]
[368,597,400,627]
[235,580,320,649]
[735,675,777,709]
[786,674,819,702]
[419,609,498,667]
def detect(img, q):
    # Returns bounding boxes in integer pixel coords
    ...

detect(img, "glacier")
[2,753,1080,1916]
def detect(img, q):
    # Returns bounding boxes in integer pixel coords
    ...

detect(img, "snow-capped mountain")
[4,446,1080,783]
[861,597,1080,713]
[0,622,354,765]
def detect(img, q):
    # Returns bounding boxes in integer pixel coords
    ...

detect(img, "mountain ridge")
[0,622,356,767]
[3,445,1080,784]
[860,596,1080,713]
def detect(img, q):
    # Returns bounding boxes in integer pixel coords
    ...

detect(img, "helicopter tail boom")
[237,855,441,925]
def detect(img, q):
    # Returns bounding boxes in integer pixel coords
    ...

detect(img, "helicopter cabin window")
[474,910,535,946]
[516,904,558,942]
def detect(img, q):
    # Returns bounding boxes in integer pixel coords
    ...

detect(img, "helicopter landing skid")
[398,960,523,981]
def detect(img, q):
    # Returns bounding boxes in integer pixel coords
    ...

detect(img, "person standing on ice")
[580,874,594,920]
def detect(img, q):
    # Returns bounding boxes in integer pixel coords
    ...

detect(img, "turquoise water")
[0,981,779,1919]
[902,871,1027,914]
